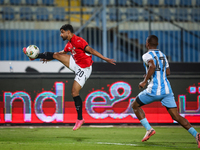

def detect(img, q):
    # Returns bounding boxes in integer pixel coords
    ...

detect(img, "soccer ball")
[26,45,40,59]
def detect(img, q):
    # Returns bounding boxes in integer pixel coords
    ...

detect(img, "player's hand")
[105,58,116,65]
[40,58,47,63]
[138,81,146,89]
[40,58,51,63]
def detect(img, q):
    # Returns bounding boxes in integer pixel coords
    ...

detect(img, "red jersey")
[64,34,93,68]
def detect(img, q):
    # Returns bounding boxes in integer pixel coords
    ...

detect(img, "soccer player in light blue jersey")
[131,35,200,148]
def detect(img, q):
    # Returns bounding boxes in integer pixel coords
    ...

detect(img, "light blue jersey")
[142,49,173,95]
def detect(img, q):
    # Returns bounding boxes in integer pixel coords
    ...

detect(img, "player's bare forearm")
[144,67,154,82]
[145,60,155,81]
[139,60,155,88]
[85,46,106,59]
[85,46,116,65]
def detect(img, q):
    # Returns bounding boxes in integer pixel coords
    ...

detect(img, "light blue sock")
[188,127,198,138]
[140,118,151,131]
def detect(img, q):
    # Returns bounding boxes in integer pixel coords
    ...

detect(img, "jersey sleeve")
[165,56,169,68]
[64,42,72,52]
[142,53,153,64]
[76,37,88,50]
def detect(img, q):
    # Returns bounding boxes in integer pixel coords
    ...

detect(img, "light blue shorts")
[138,90,177,108]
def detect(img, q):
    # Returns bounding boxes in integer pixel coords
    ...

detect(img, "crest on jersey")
[71,47,76,55]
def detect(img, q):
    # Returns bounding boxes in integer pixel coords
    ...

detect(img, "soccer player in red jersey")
[23,24,116,130]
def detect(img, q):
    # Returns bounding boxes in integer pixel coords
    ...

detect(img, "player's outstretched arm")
[85,46,116,65]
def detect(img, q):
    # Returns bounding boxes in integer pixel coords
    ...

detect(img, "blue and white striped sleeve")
[164,55,169,68]
[142,53,153,64]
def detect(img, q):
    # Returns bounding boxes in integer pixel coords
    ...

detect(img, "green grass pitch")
[0,126,199,150]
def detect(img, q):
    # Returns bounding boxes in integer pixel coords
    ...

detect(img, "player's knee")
[131,100,139,110]
[168,108,181,121]
[53,52,59,59]
[132,97,143,110]
[171,114,180,121]
[71,90,79,97]
[131,101,136,109]
[71,91,75,97]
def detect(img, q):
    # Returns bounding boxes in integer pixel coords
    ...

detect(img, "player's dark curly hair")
[147,35,158,47]
[60,24,74,33]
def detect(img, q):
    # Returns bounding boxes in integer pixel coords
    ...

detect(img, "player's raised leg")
[131,97,155,142]
[23,47,71,68]
[52,52,70,68]
[168,107,200,148]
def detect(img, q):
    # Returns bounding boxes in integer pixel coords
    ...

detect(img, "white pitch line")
[96,142,138,146]
[93,142,197,149]
[89,125,114,128]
